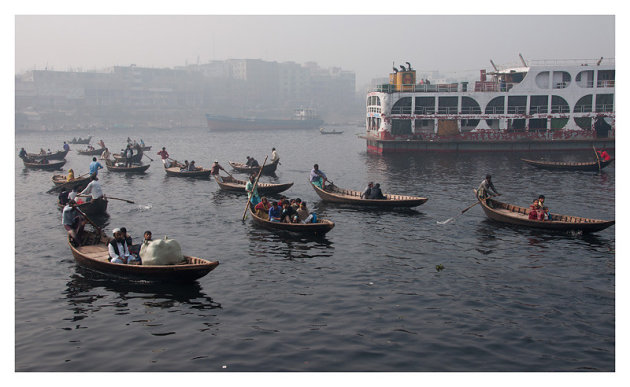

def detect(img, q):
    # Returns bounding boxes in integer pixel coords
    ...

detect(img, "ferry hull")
[364,136,615,154]
[206,114,323,131]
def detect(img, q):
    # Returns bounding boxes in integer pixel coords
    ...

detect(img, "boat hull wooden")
[310,182,428,208]
[248,206,334,235]
[50,174,92,192]
[26,149,69,161]
[23,159,66,170]
[213,174,293,194]
[106,160,150,173]
[59,197,108,215]
[521,158,614,171]
[68,232,219,282]
[165,166,212,178]
[477,196,614,233]
[77,148,105,156]
[113,152,143,164]
[228,159,279,175]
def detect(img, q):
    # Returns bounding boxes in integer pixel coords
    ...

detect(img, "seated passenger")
[361,182,374,199]
[368,183,386,199]
[281,201,299,223]
[67,169,75,181]
[254,197,271,219]
[296,202,309,222]
[188,160,197,171]
[108,228,141,265]
[528,199,539,220]
[541,207,552,221]
[180,160,189,172]
[268,201,282,222]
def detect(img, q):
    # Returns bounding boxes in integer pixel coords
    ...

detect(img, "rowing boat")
[248,205,334,235]
[58,197,109,215]
[112,151,143,164]
[105,159,151,173]
[521,158,614,171]
[77,148,105,156]
[213,174,293,194]
[228,159,280,175]
[26,149,69,161]
[476,194,614,233]
[68,230,219,282]
[310,182,428,208]
[23,159,66,170]
[319,128,344,135]
[50,174,92,192]
[68,136,92,144]
[164,166,212,178]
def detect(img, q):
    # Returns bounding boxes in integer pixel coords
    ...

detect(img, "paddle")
[593,145,601,172]
[242,155,268,221]
[437,193,500,225]
[105,196,135,204]
[143,153,154,162]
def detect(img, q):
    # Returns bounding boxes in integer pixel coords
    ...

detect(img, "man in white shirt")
[79,175,104,202]
[271,147,279,163]
[108,228,141,264]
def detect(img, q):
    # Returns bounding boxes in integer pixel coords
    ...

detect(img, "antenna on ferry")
[597,56,603,66]
[490,60,498,71]
[519,53,527,67]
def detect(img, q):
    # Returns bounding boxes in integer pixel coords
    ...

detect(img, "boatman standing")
[310,164,328,189]
[477,175,500,200]
[245,174,261,206]
[157,147,170,168]
[63,142,70,152]
[89,157,103,176]
[79,175,104,202]
[271,147,280,163]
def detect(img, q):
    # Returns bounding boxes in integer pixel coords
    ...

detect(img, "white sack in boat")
[139,237,184,265]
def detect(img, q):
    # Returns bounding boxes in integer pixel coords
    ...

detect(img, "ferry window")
[597,70,615,87]
[535,72,550,89]
[596,94,614,112]
[414,119,434,134]
[485,97,505,114]
[461,97,481,114]
[574,95,593,113]
[574,117,592,130]
[576,70,594,88]
[438,96,457,114]
[507,96,527,114]
[552,71,571,89]
[551,96,570,113]
[391,97,412,114]
[529,96,548,114]
[415,97,435,114]
[391,119,412,135]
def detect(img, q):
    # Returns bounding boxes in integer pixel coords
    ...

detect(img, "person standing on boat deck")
[245,174,261,206]
[157,147,170,168]
[310,164,328,189]
[18,148,27,159]
[271,147,279,163]
[108,228,140,265]
[124,145,134,167]
[62,199,85,246]
[98,139,106,149]
[368,183,386,199]
[100,147,110,161]
[477,175,499,199]
[268,201,282,222]
[63,142,70,152]
[79,175,103,202]
[361,182,374,199]
[89,157,103,176]
[210,160,225,175]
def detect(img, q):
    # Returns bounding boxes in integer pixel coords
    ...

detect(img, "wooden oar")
[242,155,268,221]
[143,152,154,162]
[73,205,101,232]
[105,196,135,204]
[593,145,601,172]
[437,192,499,224]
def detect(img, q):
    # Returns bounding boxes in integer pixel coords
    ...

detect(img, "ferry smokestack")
[406,62,411,71]
[393,67,398,73]
[519,53,527,67]
[399,65,406,71]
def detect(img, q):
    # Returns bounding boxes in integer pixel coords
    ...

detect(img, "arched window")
[535,71,550,89]
[391,97,412,114]
[552,71,571,89]
[576,70,594,88]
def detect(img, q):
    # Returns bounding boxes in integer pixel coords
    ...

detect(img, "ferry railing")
[437,107,458,114]
[391,106,413,114]
[507,106,527,114]
[597,80,615,88]
[553,82,569,89]
[414,107,436,114]
[573,106,593,113]
[596,104,614,113]
[550,105,571,113]
[484,106,505,114]
[529,106,548,114]
[460,106,482,114]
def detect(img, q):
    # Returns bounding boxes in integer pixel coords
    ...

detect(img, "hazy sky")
[15,15,615,87]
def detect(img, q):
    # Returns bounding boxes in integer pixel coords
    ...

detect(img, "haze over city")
[15,14,615,89]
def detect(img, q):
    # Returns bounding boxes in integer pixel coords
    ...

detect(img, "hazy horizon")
[15,15,615,87]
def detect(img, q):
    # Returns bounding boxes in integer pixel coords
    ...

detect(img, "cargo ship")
[362,56,615,153]
[206,108,323,131]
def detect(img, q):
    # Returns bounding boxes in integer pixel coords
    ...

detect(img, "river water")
[14,126,615,372]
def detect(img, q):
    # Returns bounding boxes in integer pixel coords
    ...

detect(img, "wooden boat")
[68,230,219,282]
[164,165,212,178]
[521,158,614,171]
[228,159,280,175]
[319,128,344,135]
[310,182,428,208]
[22,159,66,170]
[25,149,69,161]
[213,174,293,195]
[248,205,334,236]
[476,193,614,233]
[77,147,105,156]
[69,136,92,144]
[105,159,150,173]
[58,197,108,215]
[112,151,143,164]
[50,174,92,193]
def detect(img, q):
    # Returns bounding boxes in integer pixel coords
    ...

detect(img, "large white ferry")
[363,56,615,153]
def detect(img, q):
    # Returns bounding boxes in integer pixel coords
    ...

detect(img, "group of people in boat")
[178,160,201,172]
[108,228,152,265]
[253,196,318,224]
[18,147,51,164]
[245,156,260,168]
[528,195,552,221]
